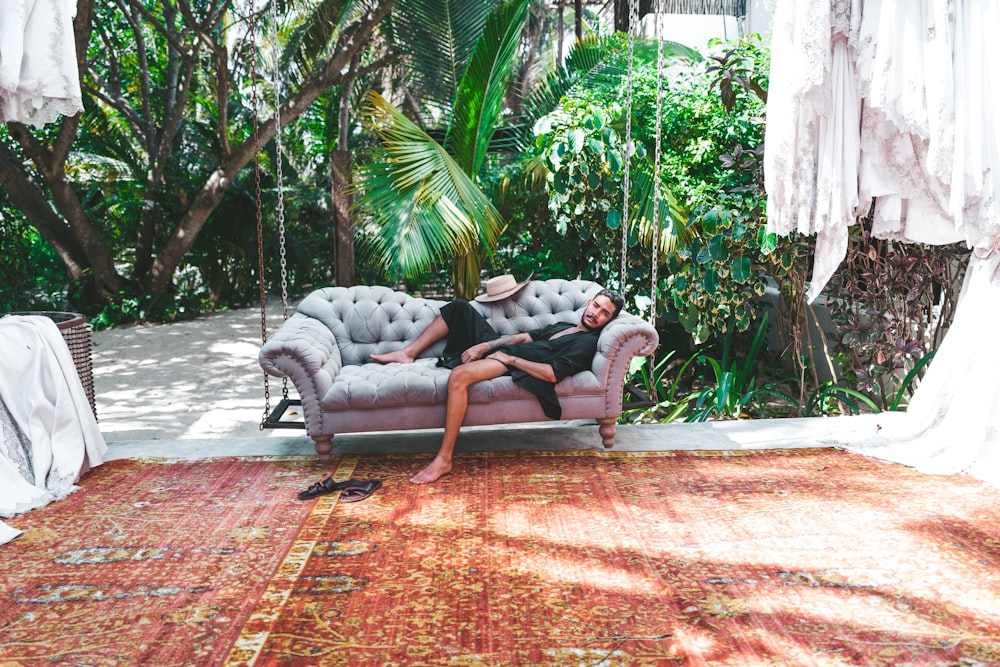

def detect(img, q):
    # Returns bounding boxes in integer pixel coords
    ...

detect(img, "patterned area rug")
[2,449,999,666]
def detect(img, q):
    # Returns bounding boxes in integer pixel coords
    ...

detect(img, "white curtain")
[765,0,1000,484]
[0,0,84,126]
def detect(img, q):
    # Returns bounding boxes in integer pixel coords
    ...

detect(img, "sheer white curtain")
[765,0,1000,484]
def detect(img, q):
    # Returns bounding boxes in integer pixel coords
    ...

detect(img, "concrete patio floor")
[91,302,883,462]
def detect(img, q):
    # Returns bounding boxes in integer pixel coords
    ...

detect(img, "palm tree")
[355,0,530,298]
[355,0,700,297]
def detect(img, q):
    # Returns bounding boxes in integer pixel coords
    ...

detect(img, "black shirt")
[499,322,599,420]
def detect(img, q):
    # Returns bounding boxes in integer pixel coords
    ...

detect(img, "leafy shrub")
[824,221,968,409]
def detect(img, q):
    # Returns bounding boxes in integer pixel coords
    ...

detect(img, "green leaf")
[731,256,752,282]
[703,269,719,294]
[607,148,623,172]
[702,209,719,235]
[606,209,622,230]
[780,251,794,270]
[567,128,586,153]
[587,136,605,153]
[708,234,728,261]
[758,228,778,254]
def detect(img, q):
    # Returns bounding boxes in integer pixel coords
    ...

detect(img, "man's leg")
[410,358,508,484]
[370,315,449,364]
[371,300,497,365]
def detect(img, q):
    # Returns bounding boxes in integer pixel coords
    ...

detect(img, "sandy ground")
[91,301,295,441]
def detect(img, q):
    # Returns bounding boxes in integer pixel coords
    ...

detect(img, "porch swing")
[254,0,666,430]
[247,0,301,431]
[615,0,668,411]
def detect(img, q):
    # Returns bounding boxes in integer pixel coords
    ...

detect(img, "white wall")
[639,1,774,50]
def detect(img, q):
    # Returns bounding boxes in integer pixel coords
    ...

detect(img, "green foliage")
[825,225,966,409]
[534,100,629,236]
[685,314,798,421]
[621,351,697,424]
[354,0,529,298]
[666,195,768,343]
[803,382,881,417]
[0,214,68,312]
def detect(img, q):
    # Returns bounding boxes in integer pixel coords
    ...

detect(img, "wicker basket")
[9,311,97,420]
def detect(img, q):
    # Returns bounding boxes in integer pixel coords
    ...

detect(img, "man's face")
[581,295,618,331]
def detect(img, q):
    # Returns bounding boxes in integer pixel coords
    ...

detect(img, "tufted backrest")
[294,279,608,367]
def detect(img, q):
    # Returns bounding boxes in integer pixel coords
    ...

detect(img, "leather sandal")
[339,480,382,503]
[297,477,353,500]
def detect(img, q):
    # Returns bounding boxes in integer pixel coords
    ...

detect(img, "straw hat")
[474,274,532,303]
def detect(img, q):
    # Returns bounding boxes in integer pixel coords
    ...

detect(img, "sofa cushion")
[319,359,606,412]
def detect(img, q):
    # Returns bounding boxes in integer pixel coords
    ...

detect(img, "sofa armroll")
[592,312,659,416]
[258,313,342,433]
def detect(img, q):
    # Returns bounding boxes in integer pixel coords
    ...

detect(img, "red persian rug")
[2,449,999,666]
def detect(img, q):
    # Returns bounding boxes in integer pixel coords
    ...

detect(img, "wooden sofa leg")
[597,418,617,449]
[312,435,334,460]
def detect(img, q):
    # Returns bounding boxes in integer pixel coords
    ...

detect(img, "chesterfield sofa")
[258,279,659,457]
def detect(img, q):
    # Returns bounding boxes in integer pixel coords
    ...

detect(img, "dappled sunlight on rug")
[2,449,999,666]
[228,449,1000,666]
[0,457,323,666]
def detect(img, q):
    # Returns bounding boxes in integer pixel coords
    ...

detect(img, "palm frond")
[354,91,502,280]
[445,0,531,177]
[278,0,360,83]
[629,156,689,257]
[513,35,701,151]
[389,0,494,114]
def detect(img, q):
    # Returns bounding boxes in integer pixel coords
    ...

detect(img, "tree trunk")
[145,1,397,294]
[331,150,355,287]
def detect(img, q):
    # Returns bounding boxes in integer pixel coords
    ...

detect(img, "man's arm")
[461,332,532,364]
[486,351,557,383]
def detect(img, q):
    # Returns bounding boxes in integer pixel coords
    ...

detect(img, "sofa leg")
[597,418,617,448]
[312,435,334,460]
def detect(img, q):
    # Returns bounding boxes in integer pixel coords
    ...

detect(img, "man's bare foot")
[370,349,415,364]
[410,456,452,484]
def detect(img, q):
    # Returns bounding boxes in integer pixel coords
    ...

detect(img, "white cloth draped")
[765,0,1000,484]
[833,248,1000,485]
[0,315,107,544]
[0,0,84,126]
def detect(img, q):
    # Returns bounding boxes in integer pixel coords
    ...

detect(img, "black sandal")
[297,477,352,500]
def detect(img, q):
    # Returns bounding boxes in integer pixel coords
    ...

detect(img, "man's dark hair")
[595,288,625,318]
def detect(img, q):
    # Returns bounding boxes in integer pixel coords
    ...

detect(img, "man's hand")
[486,351,557,383]
[486,350,516,367]
[461,342,492,364]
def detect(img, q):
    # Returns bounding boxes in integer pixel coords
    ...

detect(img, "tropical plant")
[802,382,881,417]
[621,350,696,424]
[0,0,396,315]
[684,313,799,421]
[824,222,967,409]
[353,0,531,298]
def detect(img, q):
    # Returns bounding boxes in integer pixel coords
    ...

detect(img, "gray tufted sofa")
[258,279,659,457]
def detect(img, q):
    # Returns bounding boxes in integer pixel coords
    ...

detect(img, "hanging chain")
[650,0,663,326]
[620,0,640,292]
[248,0,273,428]
[270,0,290,401]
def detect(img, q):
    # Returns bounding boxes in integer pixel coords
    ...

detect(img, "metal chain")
[269,0,290,401]
[620,0,639,292]
[650,0,663,326]
[249,0,272,428]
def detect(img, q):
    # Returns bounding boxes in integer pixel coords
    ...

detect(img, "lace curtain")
[0,0,84,127]
[765,0,1000,485]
